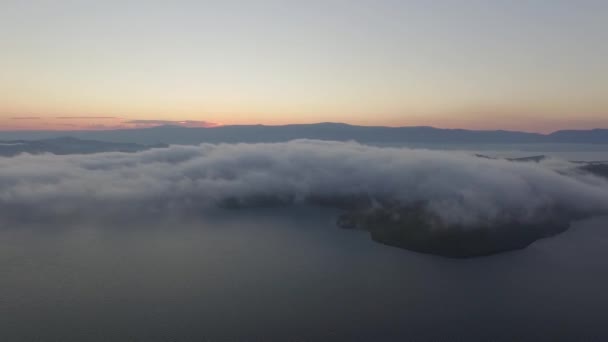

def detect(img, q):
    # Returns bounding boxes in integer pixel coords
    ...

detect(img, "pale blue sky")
[1,0,606,131]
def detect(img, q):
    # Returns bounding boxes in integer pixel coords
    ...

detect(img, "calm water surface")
[1,207,608,341]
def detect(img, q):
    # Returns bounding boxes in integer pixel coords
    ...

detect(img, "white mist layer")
[0,140,607,226]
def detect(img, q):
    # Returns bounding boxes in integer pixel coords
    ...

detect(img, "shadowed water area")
[2,207,608,341]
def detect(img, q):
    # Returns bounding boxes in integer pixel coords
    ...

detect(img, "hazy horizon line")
[0,120,607,135]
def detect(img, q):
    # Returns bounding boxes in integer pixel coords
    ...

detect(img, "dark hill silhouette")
[0,137,165,156]
[1,123,607,145]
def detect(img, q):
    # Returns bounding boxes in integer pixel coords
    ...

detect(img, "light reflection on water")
[1,207,607,341]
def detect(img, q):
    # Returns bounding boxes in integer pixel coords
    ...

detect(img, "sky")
[1,0,606,132]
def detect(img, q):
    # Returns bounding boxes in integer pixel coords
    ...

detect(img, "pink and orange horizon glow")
[2,113,606,134]
[1,117,222,131]
[1,1,607,133]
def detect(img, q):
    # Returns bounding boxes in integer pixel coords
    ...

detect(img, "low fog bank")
[0,140,607,228]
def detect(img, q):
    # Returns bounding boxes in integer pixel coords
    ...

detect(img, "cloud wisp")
[0,140,607,227]
[123,120,220,128]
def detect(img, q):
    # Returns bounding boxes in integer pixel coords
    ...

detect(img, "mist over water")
[3,0,607,338]
[374,142,608,161]
[2,207,608,341]
[2,140,608,227]
[2,143,608,341]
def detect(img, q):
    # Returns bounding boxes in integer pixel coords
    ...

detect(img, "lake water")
[371,142,608,161]
[2,207,608,341]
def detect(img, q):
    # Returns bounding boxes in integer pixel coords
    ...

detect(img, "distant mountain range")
[0,123,607,145]
[0,137,165,156]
